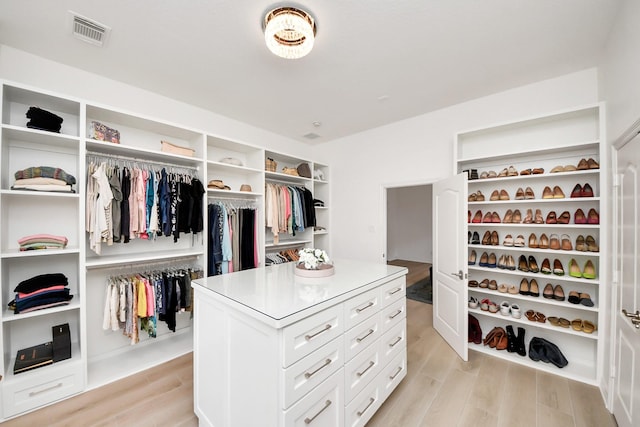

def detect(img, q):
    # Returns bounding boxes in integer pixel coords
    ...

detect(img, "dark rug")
[406,276,432,304]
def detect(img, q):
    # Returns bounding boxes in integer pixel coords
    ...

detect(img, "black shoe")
[506,325,517,353]
[516,327,526,357]
[471,231,480,245]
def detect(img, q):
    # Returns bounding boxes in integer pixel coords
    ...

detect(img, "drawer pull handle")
[304,399,332,424]
[389,336,402,347]
[356,301,374,313]
[29,382,63,397]
[389,287,402,295]
[357,397,375,417]
[389,309,402,319]
[389,366,403,380]
[305,324,332,341]
[304,358,332,379]
[357,360,375,377]
[356,329,374,343]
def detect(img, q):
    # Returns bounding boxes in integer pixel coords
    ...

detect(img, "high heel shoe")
[583,260,596,279]
[524,186,535,199]
[503,234,513,247]
[529,233,538,248]
[492,212,502,223]
[586,235,599,252]
[472,210,483,223]
[523,208,533,224]
[553,259,564,275]
[561,234,573,251]
[588,158,600,169]
[542,186,554,199]
[553,185,565,198]
[549,234,560,250]
[570,183,583,198]
[529,279,540,297]
[490,190,500,201]
[519,278,530,296]
[576,235,587,251]
[553,284,565,301]
[482,212,493,223]
[469,250,477,265]
[515,187,525,200]
[569,258,581,277]
[518,254,529,272]
[471,231,480,245]
[479,252,489,267]
[543,283,554,299]
[581,183,594,197]
[546,211,557,224]
[587,208,599,224]
[490,231,499,246]
[541,258,552,274]
[512,209,522,223]
[539,233,550,249]
[482,230,491,245]
[574,208,587,224]
[514,234,525,247]
[488,253,497,268]
[503,209,513,223]
[500,189,510,200]
[577,158,589,170]
[557,211,571,224]
[528,255,539,273]
[534,209,544,224]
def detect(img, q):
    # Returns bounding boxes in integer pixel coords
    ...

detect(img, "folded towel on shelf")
[14,166,76,185]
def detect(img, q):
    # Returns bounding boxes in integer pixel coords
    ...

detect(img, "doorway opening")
[385,184,433,303]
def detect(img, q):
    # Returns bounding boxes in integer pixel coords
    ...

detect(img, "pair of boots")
[529,337,569,368]
[468,315,482,344]
[505,325,526,357]
[483,326,508,350]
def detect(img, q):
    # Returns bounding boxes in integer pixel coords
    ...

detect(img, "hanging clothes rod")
[86,150,200,172]
[265,178,309,186]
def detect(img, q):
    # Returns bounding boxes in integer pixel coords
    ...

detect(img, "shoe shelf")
[468,266,600,285]
[469,342,596,385]
[469,224,600,230]
[458,140,599,166]
[469,244,599,258]
[468,197,600,206]
[469,287,598,312]
[469,307,598,339]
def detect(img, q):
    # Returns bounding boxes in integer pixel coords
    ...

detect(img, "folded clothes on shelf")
[14,166,76,186]
[18,233,68,251]
[8,272,73,314]
[26,106,63,133]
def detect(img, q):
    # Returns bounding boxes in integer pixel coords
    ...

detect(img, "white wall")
[596,0,640,407]
[386,185,432,263]
[314,68,599,263]
[0,45,311,160]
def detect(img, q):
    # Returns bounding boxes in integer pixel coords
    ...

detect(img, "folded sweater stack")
[8,273,73,314]
[13,166,76,193]
[18,234,68,251]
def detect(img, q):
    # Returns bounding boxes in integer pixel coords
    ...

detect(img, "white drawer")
[380,351,407,401]
[344,288,380,330]
[282,336,344,409]
[344,338,381,403]
[344,313,381,362]
[344,370,382,427]
[379,277,405,308]
[380,320,406,368]
[282,368,344,427]
[379,297,405,333]
[282,304,344,367]
[2,361,84,418]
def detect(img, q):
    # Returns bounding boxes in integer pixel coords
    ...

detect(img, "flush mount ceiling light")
[263,6,316,59]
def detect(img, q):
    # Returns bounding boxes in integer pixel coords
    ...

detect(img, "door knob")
[622,309,640,320]
[450,270,463,280]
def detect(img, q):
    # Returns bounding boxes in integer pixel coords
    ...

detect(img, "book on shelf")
[13,342,54,374]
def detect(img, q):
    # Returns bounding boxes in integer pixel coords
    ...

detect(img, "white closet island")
[192,260,408,427]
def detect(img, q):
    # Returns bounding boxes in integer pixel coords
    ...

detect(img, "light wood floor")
[4,261,616,427]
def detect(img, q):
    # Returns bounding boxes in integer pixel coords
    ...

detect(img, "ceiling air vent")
[303,132,321,140]
[69,11,110,47]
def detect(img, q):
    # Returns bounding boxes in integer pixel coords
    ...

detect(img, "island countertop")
[191,259,407,328]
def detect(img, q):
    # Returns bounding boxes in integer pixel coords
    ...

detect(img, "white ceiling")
[0,1,621,144]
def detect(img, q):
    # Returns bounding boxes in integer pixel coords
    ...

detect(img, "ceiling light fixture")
[263,6,316,59]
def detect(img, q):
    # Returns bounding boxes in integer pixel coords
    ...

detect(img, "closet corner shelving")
[264,150,330,261]
[457,103,606,385]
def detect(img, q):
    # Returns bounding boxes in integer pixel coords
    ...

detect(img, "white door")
[432,173,468,360]
[613,131,640,427]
